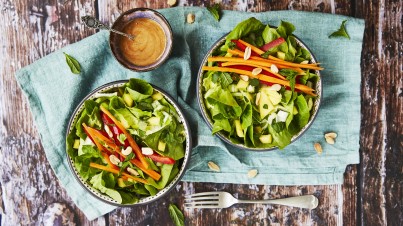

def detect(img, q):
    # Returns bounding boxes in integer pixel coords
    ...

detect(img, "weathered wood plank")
[0,0,105,225]
[354,0,403,225]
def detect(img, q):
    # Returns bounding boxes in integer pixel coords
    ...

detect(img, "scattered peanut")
[270,64,279,73]
[247,169,258,178]
[314,142,323,154]
[208,161,220,172]
[325,137,335,144]
[187,13,195,24]
[122,146,133,155]
[324,132,337,144]
[244,46,251,60]
[300,60,309,64]
[109,155,121,165]
[167,0,177,7]
[127,167,139,176]
[252,67,263,76]
[240,74,249,81]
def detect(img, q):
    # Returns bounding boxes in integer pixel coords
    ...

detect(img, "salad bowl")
[66,79,192,206]
[197,18,322,151]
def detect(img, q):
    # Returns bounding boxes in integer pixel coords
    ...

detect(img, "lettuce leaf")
[90,172,122,203]
[125,78,153,102]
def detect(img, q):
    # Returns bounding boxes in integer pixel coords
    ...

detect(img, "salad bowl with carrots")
[197,17,322,151]
[66,79,191,205]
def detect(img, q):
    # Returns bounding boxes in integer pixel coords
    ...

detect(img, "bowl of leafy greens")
[197,17,322,151]
[66,78,191,205]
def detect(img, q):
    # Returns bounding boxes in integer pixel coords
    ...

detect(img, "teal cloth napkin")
[15,7,364,220]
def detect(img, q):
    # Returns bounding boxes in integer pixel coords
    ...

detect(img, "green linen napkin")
[15,7,364,220]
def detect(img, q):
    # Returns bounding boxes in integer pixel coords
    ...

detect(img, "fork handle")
[237,195,318,210]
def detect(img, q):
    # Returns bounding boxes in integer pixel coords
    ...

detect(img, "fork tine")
[185,205,219,209]
[184,201,220,209]
[185,196,220,201]
[184,191,220,198]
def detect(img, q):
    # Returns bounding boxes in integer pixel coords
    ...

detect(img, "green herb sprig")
[207,4,221,21]
[64,52,81,74]
[329,20,350,39]
[168,204,185,226]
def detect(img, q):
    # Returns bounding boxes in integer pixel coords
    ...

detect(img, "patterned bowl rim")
[197,33,323,152]
[65,80,192,206]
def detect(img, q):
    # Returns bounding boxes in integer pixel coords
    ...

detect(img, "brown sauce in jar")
[120,18,166,66]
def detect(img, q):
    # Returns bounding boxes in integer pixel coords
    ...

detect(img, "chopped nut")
[104,125,113,138]
[252,67,262,76]
[314,143,322,154]
[141,147,153,155]
[247,169,258,178]
[255,92,261,106]
[300,60,309,64]
[187,13,195,24]
[270,64,279,73]
[127,167,139,176]
[109,155,121,165]
[244,47,251,60]
[208,161,220,172]
[324,132,337,144]
[122,146,133,155]
[325,132,338,139]
[240,74,249,81]
[325,137,335,144]
[167,0,177,7]
[268,84,281,91]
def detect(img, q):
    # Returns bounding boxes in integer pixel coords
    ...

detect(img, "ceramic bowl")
[197,34,322,151]
[109,8,173,72]
[66,80,192,206]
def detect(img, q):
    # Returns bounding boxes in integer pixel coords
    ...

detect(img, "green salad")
[66,78,187,204]
[201,18,322,149]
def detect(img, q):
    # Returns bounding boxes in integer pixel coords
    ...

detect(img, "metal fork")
[185,191,318,209]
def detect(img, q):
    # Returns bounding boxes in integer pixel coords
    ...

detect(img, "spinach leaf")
[212,118,231,134]
[329,20,350,39]
[225,17,265,46]
[220,72,233,89]
[125,78,153,102]
[64,52,81,74]
[168,204,185,226]
[207,3,221,21]
[277,21,295,38]
[294,94,310,129]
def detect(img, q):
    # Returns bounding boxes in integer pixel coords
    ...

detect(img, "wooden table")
[0,0,401,225]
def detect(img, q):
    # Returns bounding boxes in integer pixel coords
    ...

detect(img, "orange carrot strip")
[202,66,316,95]
[227,49,304,72]
[89,162,148,184]
[250,56,323,70]
[227,48,245,57]
[220,62,286,80]
[112,145,162,181]
[257,74,316,95]
[238,39,265,55]
[202,65,259,79]
[130,158,161,181]
[100,106,149,169]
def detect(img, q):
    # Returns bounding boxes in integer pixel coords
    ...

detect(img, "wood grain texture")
[354,0,403,225]
[1,0,400,225]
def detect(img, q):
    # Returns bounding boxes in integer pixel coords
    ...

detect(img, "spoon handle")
[81,16,134,40]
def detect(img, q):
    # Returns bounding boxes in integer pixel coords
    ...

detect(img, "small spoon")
[81,16,135,41]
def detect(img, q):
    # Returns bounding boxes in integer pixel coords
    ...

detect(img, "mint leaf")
[64,52,81,74]
[279,69,298,93]
[168,204,185,226]
[207,3,221,21]
[329,20,350,39]
[220,72,233,89]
